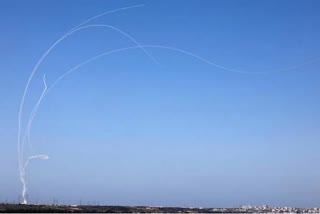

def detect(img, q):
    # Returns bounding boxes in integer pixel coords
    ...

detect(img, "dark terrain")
[0,203,246,213]
[1,203,318,213]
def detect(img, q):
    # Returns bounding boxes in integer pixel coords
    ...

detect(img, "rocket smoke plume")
[18,4,320,205]
[17,4,155,205]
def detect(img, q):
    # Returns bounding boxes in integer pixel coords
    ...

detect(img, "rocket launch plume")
[17,5,320,205]
[17,4,152,204]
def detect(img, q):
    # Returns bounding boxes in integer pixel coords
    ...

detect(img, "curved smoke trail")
[21,23,158,164]
[24,155,49,169]
[19,5,320,205]
[24,44,320,167]
[24,44,320,157]
[18,4,145,168]
[20,42,320,204]
[17,4,150,204]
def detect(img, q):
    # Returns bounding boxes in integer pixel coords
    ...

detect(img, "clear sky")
[1,0,320,208]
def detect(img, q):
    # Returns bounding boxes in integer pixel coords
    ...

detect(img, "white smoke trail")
[145,46,320,74]
[32,45,320,100]
[20,75,48,205]
[20,41,320,204]
[20,44,320,204]
[24,44,320,154]
[22,23,159,161]
[26,74,47,153]
[21,154,49,205]
[23,44,320,163]
[17,4,149,204]
[18,4,320,205]
[69,4,144,33]
[68,24,158,64]
[24,155,49,169]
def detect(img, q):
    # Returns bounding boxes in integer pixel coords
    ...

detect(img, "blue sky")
[1,0,320,207]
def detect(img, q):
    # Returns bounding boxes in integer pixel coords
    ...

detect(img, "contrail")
[17,4,150,204]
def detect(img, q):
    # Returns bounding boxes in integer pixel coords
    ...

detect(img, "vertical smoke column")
[17,5,148,204]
